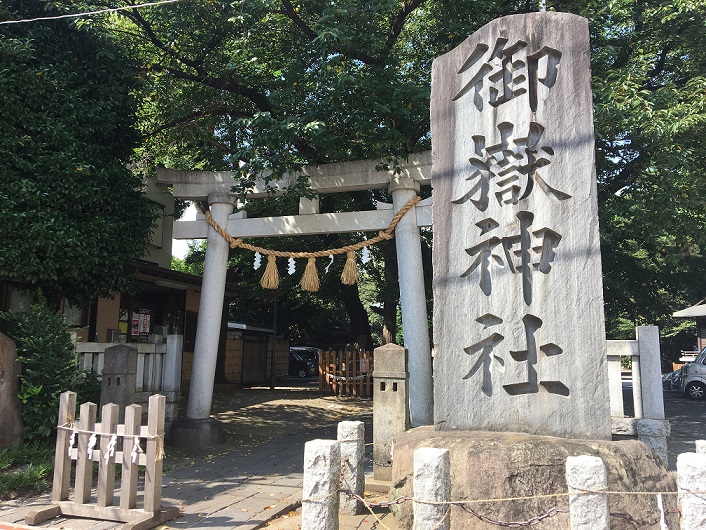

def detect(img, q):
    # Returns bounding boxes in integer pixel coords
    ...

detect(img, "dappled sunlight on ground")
[206,382,372,450]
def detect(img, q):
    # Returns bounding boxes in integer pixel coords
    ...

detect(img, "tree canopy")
[0,1,157,303]
[577,0,706,341]
[12,0,706,348]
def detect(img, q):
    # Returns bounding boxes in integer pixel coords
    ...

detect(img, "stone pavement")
[0,387,400,530]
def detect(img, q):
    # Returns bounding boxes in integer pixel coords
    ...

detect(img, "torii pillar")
[390,176,434,426]
[170,192,235,447]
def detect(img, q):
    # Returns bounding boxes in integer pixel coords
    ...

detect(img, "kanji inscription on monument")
[431,13,611,439]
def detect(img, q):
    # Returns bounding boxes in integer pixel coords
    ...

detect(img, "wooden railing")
[319,350,373,398]
[26,391,179,530]
[75,335,182,393]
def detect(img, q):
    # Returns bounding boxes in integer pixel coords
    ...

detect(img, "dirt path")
[172,380,373,458]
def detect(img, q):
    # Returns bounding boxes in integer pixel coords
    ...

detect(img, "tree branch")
[147,64,272,112]
[280,0,316,39]
[279,0,377,64]
[148,107,254,135]
[385,0,425,52]
[123,9,203,72]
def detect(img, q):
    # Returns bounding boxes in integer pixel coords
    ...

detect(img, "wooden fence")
[26,391,179,530]
[318,350,373,398]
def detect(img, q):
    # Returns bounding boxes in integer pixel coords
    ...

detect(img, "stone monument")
[0,333,23,448]
[431,11,611,439]
[100,344,138,422]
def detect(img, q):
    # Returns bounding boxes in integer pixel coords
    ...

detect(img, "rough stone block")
[389,427,678,529]
[678,452,706,530]
[302,439,340,530]
[566,455,608,530]
[413,448,450,530]
[168,417,224,449]
[0,333,23,448]
[337,421,364,515]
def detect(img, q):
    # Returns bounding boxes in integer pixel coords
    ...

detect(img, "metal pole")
[270,295,278,390]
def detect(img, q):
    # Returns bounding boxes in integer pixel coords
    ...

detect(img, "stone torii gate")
[158,153,433,444]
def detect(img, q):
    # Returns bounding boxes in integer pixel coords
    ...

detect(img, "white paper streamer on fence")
[68,430,77,457]
[324,372,371,382]
[86,433,97,459]
[131,436,142,463]
[104,434,118,463]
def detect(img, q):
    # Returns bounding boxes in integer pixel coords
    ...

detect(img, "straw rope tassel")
[156,435,165,461]
[261,255,280,289]
[204,195,420,291]
[300,257,320,292]
[341,250,358,285]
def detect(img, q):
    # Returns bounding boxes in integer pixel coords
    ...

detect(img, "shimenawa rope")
[205,195,421,291]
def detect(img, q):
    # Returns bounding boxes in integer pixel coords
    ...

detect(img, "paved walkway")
[0,385,399,530]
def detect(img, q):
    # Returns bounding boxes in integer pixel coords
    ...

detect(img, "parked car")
[289,346,322,376]
[663,367,684,392]
[662,371,676,391]
[680,347,706,399]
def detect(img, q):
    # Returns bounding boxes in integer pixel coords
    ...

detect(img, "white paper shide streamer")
[86,433,97,459]
[68,429,77,457]
[104,434,118,463]
[131,436,142,463]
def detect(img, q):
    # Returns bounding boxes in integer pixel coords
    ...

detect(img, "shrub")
[0,301,100,441]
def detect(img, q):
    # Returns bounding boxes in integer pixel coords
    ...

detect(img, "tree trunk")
[340,284,372,351]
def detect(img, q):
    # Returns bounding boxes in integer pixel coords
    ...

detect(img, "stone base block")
[365,477,391,494]
[167,418,224,449]
[389,427,678,529]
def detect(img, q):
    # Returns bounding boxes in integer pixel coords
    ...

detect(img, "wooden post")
[352,350,359,397]
[318,350,324,393]
[52,391,77,502]
[367,352,373,398]
[144,395,165,513]
[120,404,142,510]
[75,402,97,504]
[332,352,338,396]
[97,403,119,507]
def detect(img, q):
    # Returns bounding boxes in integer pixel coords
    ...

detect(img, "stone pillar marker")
[413,448,450,530]
[566,455,609,530]
[372,343,409,481]
[302,439,340,530]
[337,421,364,515]
[431,12,611,438]
[100,344,138,422]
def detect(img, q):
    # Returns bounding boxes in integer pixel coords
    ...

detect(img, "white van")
[680,347,706,399]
